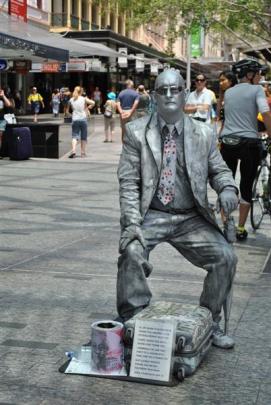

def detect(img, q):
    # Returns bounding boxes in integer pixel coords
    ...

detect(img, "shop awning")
[0,13,121,62]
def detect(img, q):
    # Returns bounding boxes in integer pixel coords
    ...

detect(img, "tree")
[115,0,271,56]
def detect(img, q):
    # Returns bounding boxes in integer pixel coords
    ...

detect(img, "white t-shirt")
[69,96,87,121]
[186,87,212,123]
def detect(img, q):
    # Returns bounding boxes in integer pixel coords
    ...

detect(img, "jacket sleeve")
[117,123,143,231]
[208,131,238,194]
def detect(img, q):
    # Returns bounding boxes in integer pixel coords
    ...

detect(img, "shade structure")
[0,13,121,62]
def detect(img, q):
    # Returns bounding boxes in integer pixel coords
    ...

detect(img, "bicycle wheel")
[250,166,265,230]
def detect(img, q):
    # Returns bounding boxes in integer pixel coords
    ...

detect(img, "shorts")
[72,119,88,141]
[31,101,40,114]
[0,119,7,131]
[220,137,262,203]
[104,116,115,131]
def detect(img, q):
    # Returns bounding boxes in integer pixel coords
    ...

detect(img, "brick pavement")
[0,116,271,404]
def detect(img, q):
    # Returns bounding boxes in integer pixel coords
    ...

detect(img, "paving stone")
[0,118,271,404]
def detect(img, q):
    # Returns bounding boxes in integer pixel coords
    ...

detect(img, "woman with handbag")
[103,92,117,143]
[68,86,94,158]
[0,88,11,152]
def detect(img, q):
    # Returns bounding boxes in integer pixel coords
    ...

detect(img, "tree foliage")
[115,0,271,54]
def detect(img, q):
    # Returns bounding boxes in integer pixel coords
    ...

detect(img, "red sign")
[42,63,60,73]
[14,60,31,74]
[8,0,27,22]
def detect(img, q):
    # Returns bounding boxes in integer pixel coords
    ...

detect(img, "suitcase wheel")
[177,367,185,382]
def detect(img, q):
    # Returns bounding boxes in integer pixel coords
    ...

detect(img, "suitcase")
[124,302,213,380]
[8,127,32,160]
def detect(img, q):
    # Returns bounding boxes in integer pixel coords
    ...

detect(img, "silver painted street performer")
[117,69,238,349]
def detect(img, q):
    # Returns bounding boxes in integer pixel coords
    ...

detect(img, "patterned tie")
[157,126,177,205]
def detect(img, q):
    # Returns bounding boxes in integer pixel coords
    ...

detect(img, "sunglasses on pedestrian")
[195,78,205,83]
[155,86,184,95]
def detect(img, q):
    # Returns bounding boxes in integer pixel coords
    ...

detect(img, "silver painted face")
[154,71,185,121]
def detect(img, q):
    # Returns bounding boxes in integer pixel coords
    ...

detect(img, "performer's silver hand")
[218,189,239,216]
[119,225,146,253]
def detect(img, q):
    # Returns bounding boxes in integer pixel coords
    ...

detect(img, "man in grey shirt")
[220,59,271,240]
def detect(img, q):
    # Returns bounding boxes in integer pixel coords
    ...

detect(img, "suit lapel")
[183,116,195,181]
[146,114,162,173]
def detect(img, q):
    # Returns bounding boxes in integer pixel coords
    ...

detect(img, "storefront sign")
[136,54,145,72]
[150,62,159,76]
[14,59,31,74]
[42,63,60,73]
[0,59,8,71]
[87,59,102,72]
[67,61,86,72]
[30,62,42,72]
[8,0,27,22]
[118,48,128,68]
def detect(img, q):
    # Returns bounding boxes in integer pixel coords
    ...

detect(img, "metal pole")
[186,33,191,90]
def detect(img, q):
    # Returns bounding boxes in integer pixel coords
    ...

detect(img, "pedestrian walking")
[68,86,93,159]
[14,90,23,114]
[217,71,238,128]
[27,87,44,122]
[103,92,117,142]
[92,86,102,115]
[136,85,151,118]
[51,89,61,117]
[184,74,212,124]
[220,59,271,240]
[61,87,71,117]
[0,88,11,151]
[116,79,139,142]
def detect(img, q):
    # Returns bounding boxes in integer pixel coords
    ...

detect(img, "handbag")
[4,113,17,124]
[104,109,113,118]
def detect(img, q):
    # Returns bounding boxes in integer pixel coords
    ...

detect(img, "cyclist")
[220,58,271,240]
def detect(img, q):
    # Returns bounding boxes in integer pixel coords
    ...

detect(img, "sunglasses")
[195,79,205,82]
[155,86,183,95]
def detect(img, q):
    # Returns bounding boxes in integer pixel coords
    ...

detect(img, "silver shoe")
[212,322,235,349]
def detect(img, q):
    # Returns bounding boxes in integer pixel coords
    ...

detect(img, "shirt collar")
[158,116,184,137]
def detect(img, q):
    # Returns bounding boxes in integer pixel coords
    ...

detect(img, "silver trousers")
[117,209,237,321]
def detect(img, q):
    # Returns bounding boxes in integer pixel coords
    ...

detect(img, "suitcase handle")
[176,336,186,353]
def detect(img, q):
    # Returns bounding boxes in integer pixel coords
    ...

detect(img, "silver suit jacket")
[118,113,238,233]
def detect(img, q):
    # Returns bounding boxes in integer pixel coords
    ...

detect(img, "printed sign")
[136,54,145,72]
[129,319,175,382]
[8,0,27,22]
[66,61,86,72]
[150,62,159,76]
[118,47,128,68]
[87,59,102,71]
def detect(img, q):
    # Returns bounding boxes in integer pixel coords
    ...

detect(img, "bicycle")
[250,135,271,230]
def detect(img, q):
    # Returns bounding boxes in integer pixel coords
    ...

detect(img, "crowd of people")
[1,60,271,244]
